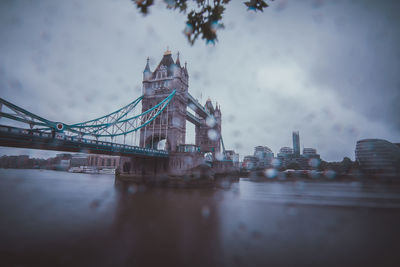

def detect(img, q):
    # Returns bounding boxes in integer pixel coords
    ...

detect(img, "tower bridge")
[0,49,234,178]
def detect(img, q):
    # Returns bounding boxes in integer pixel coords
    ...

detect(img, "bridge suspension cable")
[0,90,176,142]
[67,90,175,138]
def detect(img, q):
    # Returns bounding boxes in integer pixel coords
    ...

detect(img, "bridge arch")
[144,134,171,151]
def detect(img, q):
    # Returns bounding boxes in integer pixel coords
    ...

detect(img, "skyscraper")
[292,131,300,156]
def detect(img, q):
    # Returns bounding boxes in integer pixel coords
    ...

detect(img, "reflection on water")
[0,169,400,266]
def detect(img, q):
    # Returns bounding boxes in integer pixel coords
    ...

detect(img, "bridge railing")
[0,125,168,157]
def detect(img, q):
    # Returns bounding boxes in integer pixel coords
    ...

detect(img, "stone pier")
[117,152,236,184]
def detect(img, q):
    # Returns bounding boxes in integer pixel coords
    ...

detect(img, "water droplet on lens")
[90,199,101,209]
[308,170,320,179]
[206,116,216,127]
[325,170,336,179]
[184,23,193,36]
[128,184,137,194]
[215,152,224,161]
[271,158,281,168]
[207,129,219,141]
[264,168,277,178]
[308,158,320,168]
[201,206,210,219]
[172,117,181,127]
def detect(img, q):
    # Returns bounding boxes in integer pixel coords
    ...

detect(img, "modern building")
[293,131,300,156]
[302,148,320,159]
[58,159,71,171]
[56,153,72,159]
[0,155,30,169]
[70,154,89,167]
[355,139,400,177]
[276,148,320,170]
[254,146,274,168]
[87,154,120,169]
[246,131,321,171]
[242,155,258,170]
[277,147,293,157]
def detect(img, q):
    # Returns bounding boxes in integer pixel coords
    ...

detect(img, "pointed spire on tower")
[176,51,181,67]
[183,61,188,75]
[144,57,151,72]
[205,97,215,114]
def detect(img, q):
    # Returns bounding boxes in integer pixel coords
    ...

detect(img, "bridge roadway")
[0,125,168,158]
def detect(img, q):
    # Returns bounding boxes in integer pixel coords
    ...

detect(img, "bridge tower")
[140,49,189,152]
[195,99,221,154]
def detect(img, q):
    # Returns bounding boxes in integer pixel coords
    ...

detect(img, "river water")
[1,169,400,266]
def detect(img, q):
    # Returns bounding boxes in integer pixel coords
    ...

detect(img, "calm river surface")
[1,169,400,266]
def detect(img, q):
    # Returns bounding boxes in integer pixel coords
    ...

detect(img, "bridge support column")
[167,152,206,177]
[117,156,169,182]
[117,152,207,180]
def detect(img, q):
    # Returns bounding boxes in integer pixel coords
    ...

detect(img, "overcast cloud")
[0,0,399,161]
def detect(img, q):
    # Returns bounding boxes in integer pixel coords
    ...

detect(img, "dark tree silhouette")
[341,157,353,174]
[132,0,273,45]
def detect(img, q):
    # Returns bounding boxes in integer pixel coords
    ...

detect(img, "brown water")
[1,169,400,266]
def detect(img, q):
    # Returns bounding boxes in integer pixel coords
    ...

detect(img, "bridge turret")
[140,49,189,152]
[143,57,152,79]
[142,49,189,95]
[215,103,221,120]
[176,51,181,67]
[214,103,222,146]
[183,62,188,83]
[205,98,215,114]
[195,98,222,154]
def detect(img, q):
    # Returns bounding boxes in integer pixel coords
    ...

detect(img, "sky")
[0,0,399,161]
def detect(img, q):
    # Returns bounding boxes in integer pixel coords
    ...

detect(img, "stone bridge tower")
[139,49,189,152]
[195,99,221,154]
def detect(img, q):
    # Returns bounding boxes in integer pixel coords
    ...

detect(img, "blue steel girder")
[0,90,176,139]
[69,95,143,132]
[0,97,54,129]
[66,89,175,138]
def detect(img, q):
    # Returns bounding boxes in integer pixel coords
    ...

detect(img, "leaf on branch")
[244,0,270,12]
[165,0,188,12]
[132,0,273,45]
[133,0,154,15]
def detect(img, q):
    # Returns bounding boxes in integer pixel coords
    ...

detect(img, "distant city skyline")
[1,0,399,161]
